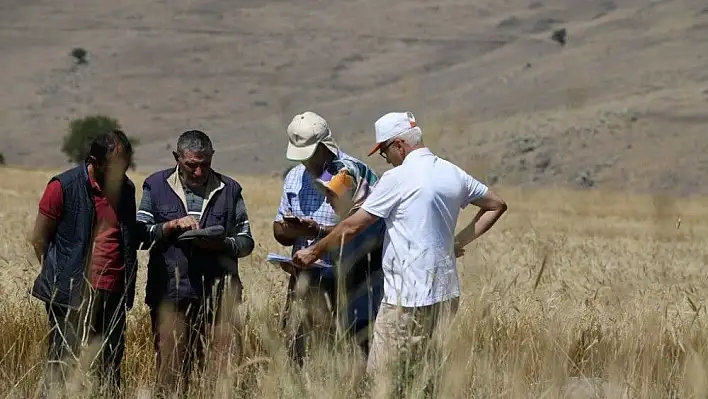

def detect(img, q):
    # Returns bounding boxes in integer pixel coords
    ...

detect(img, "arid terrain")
[2,1,708,397]
[1,0,707,193]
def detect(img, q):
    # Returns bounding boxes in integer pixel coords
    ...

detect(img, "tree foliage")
[61,115,139,169]
[70,47,88,64]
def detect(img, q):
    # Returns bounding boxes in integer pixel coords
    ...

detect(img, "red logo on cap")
[407,112,416,128]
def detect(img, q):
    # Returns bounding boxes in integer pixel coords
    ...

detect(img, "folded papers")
[266,253,332,269]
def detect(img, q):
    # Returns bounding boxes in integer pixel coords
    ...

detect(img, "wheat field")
[1,165,708,398]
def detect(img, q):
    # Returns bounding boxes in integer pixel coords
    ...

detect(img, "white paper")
[266,253,333,269]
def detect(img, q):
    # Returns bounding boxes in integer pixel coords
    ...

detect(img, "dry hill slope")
[1,0,707,193]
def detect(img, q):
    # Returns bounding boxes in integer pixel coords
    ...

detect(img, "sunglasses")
[379,140,396,159]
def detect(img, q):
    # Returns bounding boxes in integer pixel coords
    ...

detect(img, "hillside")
[1,0,707,194]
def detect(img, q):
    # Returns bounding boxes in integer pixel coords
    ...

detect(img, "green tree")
[61,115,139,169]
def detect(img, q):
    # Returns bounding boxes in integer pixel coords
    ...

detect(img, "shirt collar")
[176,166,219,193]
[402,147,433,165]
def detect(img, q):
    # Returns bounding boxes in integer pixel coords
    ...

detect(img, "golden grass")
[1,165,708,398]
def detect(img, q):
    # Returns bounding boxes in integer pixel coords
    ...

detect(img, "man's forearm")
[136,187,170,249]
[320,225,335,236]
[456,208,505,247]
[274,222,301,241]
[31,238,47,264]
[225,236,255,258]
[137,210,191,249]
[273,223,297,247]
[227,195,255,258]
[273,221,330,246]
[31,214,57,264]
[312,218,364,256]
[136,221,168,249]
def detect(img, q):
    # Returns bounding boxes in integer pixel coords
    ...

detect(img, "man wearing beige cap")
[273,111,385,365]
[292,111,508,395]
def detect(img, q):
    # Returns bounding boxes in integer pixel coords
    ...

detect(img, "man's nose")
[193,166,204,177]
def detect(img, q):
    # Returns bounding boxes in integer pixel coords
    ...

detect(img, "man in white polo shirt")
[291,111,507,395]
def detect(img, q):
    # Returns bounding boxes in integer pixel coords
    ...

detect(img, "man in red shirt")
[39,167,125,292]
[30,130,139,397]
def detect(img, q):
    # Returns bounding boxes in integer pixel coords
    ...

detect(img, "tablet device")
[176,225,226,242]
[266,253,332,269]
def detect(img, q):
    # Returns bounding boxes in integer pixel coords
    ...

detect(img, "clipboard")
[266,253,333,269]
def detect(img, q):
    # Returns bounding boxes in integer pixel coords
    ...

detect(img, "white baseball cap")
[367,111,420,156]
[286,111,340,161]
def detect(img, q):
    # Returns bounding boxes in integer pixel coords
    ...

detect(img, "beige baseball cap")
[367,111,420,156]
[286,111,340,161]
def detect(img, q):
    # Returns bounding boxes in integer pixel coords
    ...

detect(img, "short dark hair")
[86,130,133,164]
[176,130,214,155]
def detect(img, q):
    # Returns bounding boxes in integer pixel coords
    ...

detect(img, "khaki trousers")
[366,297,459,398]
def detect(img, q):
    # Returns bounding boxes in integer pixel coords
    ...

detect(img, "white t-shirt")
[361,148,488,307]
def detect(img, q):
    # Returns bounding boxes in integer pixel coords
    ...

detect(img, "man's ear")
[172,151,180,162]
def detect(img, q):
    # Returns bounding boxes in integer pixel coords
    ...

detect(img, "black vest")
[142,168,241,308]
[31,164,139,309]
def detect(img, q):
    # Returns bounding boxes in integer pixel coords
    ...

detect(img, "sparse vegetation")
[551,28,567,46]
[1,167,708,397]
[70,47,88,64]
[0,152,5,166]
[61,115,139,169]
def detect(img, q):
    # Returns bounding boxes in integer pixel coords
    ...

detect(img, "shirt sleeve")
[361,172,400,219]
[38,180,63,220]
[274,173,294,222]
[224,193,255,258]
[461,170,489,208]
[135,182,164,249]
